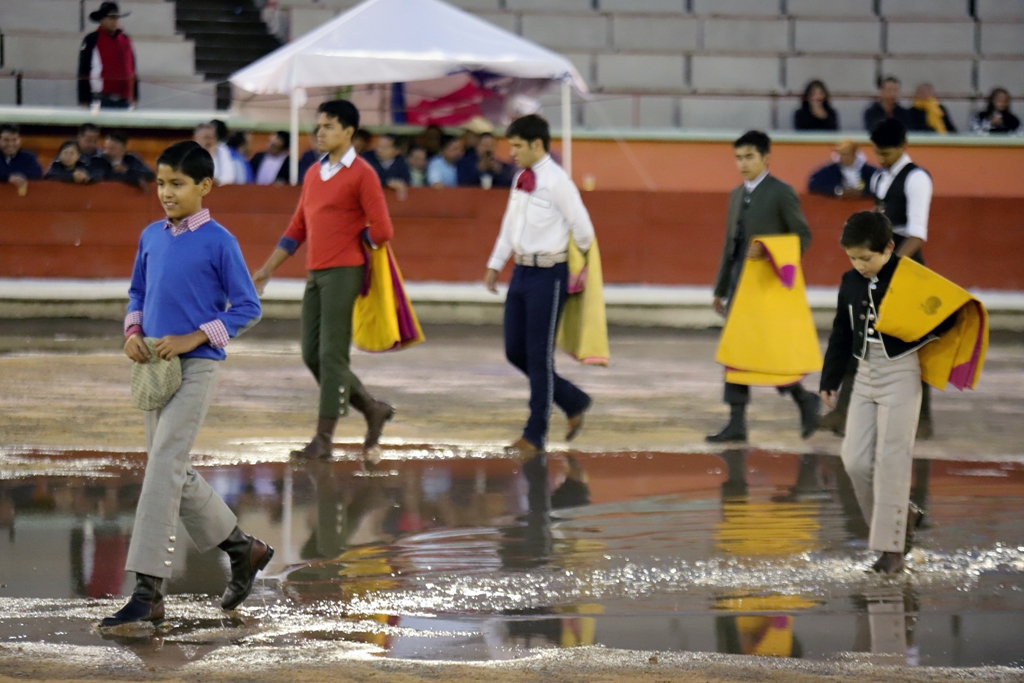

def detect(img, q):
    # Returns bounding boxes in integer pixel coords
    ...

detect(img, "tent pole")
[561,80,572,177]
[289,88,300,185]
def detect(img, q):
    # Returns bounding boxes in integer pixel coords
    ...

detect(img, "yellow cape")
[715,234,822,386]
[875,258,988,391]
[352,244,425,353]
[557,237,610,366]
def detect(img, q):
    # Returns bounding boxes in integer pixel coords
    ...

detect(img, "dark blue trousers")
[504,263,590,449]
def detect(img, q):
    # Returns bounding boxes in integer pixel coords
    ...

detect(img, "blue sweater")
[127,218,261,361]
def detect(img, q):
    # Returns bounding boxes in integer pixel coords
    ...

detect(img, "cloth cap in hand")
[130,337,181,410]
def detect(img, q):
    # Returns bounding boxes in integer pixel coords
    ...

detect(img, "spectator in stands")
[103,131,155,189]
[407,146,428,187]
[227,131,253,184]
[807,140,878,199]
[77,123,112,179]
[863,76,912,132]
[458,133,513,188]
[970,87,1020,135]
[908,83,957,134]
[298,128,322,182]
[45,141,96,184]
[427,136,463,188]
[251,131,291,186]
[420,124,444,157]
[363,133,411,199]
[77,2,137,109]
[193,122,237,185]
[0,123,43,191]
[794,80,839,131]
[353,129,373,155]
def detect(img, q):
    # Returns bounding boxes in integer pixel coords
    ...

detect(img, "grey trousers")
[841,345,922,553]
[125,358,237,578]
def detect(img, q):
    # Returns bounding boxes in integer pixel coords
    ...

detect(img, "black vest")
[873,162,929,228]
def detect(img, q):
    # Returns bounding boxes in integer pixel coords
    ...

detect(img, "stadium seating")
[0,0,212,109]
[3,0,1023,131]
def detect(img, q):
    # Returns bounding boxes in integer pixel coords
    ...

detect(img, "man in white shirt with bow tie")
[484,115,595,511]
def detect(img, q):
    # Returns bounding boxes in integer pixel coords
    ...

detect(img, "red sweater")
[280,156,394,271]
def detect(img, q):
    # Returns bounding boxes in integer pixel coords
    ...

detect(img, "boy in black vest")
[820,119,936,438]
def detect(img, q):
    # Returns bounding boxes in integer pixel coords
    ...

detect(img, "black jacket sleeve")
[77,33,97,105]
[275,157,291,184]
[808,163,840,196]
[820,275,854,392]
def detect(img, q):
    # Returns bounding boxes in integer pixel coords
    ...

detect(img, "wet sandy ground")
[0,323,1022,460]
[1,324,1023,682]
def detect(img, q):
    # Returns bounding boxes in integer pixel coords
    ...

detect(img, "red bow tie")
[516,168,536,193]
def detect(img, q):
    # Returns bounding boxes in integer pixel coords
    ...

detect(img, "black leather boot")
[706,404,747,443]
[291,416,337,460]
[99,573,164,628]
[871,551,905,574]
[351,387,395,451]
[790,384,821,439]
[218,526,274,610]
[904,503,925,555]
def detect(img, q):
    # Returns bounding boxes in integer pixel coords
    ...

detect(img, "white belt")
[513,252,568,268]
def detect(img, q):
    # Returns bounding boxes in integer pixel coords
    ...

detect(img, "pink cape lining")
[946,301,986,391]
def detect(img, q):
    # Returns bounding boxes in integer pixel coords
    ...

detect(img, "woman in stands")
[971,88,1021,135]
[794,80,839,132]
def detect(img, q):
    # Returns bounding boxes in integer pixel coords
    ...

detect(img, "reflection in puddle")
[1,446,1023,669]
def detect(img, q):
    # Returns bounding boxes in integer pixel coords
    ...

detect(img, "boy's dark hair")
[78,123,99,136]
[879,75,900,88]
[506,114,550,151]
[733,130,771,156]
[317,99,360,130]
[156,140,215,183]
[58,140,81,153]
[0,123,19,135]
[870,118,907,148]
[210,119,229,142]
[273,130,290,148]
[107,131,129,145]
[840,211,893,253]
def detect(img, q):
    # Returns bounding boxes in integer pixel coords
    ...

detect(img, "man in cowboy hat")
[77,2,138,109]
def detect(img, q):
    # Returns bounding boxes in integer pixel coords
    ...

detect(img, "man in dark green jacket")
[708,130,820,443]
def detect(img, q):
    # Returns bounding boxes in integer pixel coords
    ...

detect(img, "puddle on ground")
[1,445,1023,669]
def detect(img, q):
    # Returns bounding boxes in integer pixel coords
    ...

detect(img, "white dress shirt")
[486,155,595,272]
[213,144,237,185]
[869,153,932,241]
[320,146,356,181]
[743,168,769,194]
[254,151,287,185]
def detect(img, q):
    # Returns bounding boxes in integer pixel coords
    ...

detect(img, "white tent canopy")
[229,0,588,184]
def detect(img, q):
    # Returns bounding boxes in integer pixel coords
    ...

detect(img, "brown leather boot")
[290,416,337,460]
[506,436,543,463]
[351,387,395,451]
[219,526,274,610]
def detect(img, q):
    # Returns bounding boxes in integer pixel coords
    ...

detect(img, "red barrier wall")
[1,183,1022,289]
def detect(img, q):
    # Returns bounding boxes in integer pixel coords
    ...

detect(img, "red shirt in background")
[280,152,394,271]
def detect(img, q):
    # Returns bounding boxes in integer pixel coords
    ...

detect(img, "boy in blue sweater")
[102,141,270,628]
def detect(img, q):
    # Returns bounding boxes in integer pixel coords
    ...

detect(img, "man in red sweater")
[253,100,395,460]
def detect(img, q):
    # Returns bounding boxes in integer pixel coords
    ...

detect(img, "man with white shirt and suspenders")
[485,115,594,513]
[823,118,937,438]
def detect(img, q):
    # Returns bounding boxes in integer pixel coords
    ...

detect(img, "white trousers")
[125,358,237,578]
[841,345,922,553]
